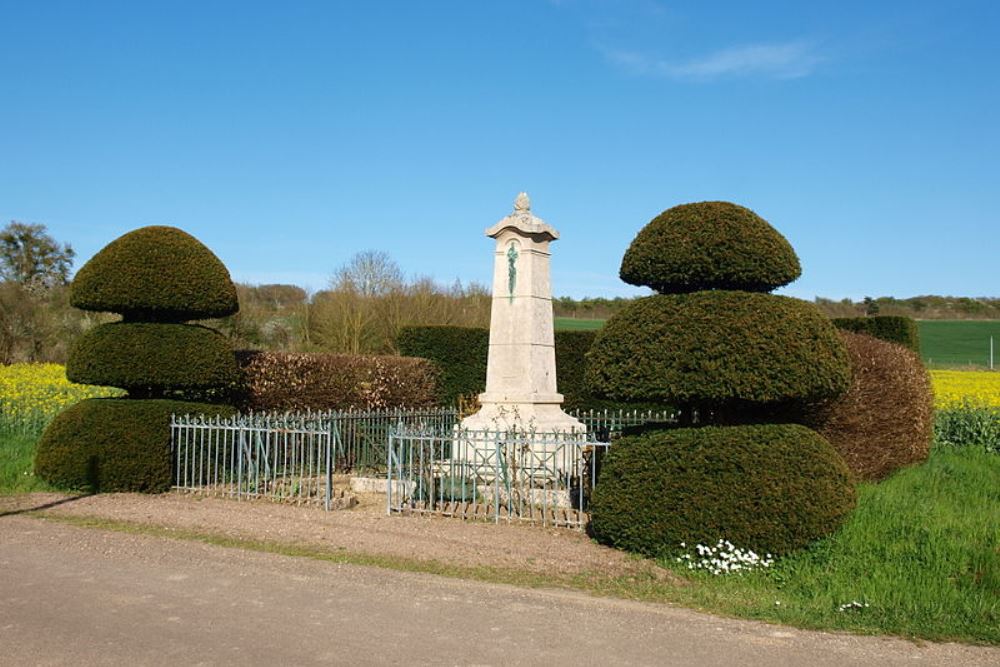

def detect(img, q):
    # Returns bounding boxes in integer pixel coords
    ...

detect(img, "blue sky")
[1,1,996,300]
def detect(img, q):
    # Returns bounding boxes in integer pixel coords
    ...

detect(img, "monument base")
[459,396,585,435]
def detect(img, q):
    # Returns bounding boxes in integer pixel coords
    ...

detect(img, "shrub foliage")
[832,316,920,353]
[397,326,489,405]
[619,202,801,293]
[71,226,238,321]
[67,323,238,396]
[586,292,851,417]
[236,351,439,411]
[589,424,857,556]
[35,398,233,492]
[396,325,641,410]
[806,331,934,481]
[37,226,239,493]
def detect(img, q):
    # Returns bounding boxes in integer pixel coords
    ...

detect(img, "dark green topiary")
[620,202,801,293]
[67,323,238,396]
[71,226,238,321]
[37,226,240,494]
[832,316,920,353]
[589,424,856,556]
[34,398,234,493]
[586,291,850,419]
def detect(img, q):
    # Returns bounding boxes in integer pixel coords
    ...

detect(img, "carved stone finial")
[514,192,531,213]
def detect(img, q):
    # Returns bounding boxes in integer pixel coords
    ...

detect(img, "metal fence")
[171,413,335,509]
[386,426,610,529]
[169,406,673,514]
[571,407,675,441]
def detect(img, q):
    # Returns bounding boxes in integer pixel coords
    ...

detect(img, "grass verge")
[653,446,999,644]
[0,431,51,494]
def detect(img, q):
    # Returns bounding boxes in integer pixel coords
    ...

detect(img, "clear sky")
[1,1,996,300]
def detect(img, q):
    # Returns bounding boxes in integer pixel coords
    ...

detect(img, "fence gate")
[387,426,609,529]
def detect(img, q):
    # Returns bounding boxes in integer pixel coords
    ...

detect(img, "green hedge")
[397,326,636,410]
[831,316,920,353]
[397,326,489,405]
[586,292,851,417]
[619,201,801,294]
[34,398,234,493]
[67,322,238,397]
[71,226,238,321]
[589,424,856,556]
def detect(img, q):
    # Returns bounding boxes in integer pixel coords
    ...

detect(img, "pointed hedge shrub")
[619,201,801,294]
[70,226,238,321]
[586,291,850,418]
[589,424,856,556]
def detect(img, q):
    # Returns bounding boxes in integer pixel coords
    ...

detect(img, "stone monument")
[459,193,585,434]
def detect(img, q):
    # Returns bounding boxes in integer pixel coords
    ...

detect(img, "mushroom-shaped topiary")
[36,226,239,493]
[589,201,848,424]
[71,226,238,322]
[587,201,854,556]
[619,202,801,294]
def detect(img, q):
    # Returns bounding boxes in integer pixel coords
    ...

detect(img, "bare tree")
[0,221,75,288]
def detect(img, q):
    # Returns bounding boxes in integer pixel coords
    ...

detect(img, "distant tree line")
[1,221,997,364]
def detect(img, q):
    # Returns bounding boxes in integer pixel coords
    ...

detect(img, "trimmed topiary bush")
[34,398,234,492]
[619,201,801,293]
[235,351,439,411]
[36,225,240,493]
[589,424,856,556]
[67,323,238,395]
[832,316,920,353]
[586,291,851,419]
[71,226,238,321]
[805,331,934,481]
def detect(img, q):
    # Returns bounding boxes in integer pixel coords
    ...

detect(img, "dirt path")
[3,515,997,666]
[0,491,669,582]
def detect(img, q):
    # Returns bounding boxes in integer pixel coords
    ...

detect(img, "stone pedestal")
[460,193,584,435]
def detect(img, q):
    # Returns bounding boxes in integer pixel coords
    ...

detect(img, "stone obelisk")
[460,193,584,434]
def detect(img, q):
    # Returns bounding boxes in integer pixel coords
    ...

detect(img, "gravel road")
[2,515,996,666]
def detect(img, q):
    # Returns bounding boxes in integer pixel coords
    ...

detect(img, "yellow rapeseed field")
[929,369,1000,408]
[0,363,122,433]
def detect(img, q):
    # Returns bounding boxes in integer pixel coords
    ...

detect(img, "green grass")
[919,320,1000,369]
[0,431,51,494]
[554,316,605,331]
[653,445,999,642]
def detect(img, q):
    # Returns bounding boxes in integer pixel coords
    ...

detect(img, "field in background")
[919,320,1000,368]
[553,317,605,331]
[555,317,1000,370]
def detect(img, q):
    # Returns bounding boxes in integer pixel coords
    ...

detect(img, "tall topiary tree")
[587,201,855,556]
[35,226,238,492]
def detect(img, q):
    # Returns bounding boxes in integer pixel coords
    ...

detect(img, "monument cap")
[485,192,560,241]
